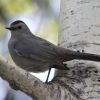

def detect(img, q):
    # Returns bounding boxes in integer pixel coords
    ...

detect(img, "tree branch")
[0,56,50,100]
[0,56,85,100]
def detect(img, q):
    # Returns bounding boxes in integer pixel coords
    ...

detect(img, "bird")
[6,20,100,83]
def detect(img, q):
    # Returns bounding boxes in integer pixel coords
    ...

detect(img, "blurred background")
[0,0,60,82]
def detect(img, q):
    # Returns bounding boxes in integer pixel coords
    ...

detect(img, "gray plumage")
[7,20,100,73]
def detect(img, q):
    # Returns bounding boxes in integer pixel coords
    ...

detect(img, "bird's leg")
[45,64,70,83]
[45,66,52,83]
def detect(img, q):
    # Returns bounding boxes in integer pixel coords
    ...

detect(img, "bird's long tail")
[72,52,100,62]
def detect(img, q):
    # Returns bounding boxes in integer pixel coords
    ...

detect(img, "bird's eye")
[18,26,22,29]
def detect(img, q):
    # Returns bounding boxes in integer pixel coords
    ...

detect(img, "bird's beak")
[6,27,15,30]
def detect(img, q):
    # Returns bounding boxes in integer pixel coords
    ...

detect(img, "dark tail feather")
[73,52,100,62]
[52,64,69,70]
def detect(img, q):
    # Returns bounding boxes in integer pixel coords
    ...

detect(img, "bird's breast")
[8,40,50,72]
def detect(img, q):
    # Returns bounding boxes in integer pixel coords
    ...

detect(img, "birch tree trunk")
[55,0,100,99]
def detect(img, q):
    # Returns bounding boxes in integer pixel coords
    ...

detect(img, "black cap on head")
[11,20,24,26]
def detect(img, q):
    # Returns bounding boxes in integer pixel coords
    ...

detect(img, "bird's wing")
[14,36,59,63]
[36,36,78,61]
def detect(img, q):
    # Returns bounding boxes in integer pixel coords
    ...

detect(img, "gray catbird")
[6,20,100,83]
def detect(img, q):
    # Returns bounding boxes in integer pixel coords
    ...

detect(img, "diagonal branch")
[0,56,49,100]
[0,55,86,100]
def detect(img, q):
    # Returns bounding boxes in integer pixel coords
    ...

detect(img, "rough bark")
[0,55,84,100]
[56,0,100,99]
[0,56,48,100]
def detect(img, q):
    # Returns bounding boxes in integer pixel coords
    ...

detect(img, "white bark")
[56,0,100,99]
[59,0,100,55]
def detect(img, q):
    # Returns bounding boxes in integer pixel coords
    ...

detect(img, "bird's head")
[6,20,31,37]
